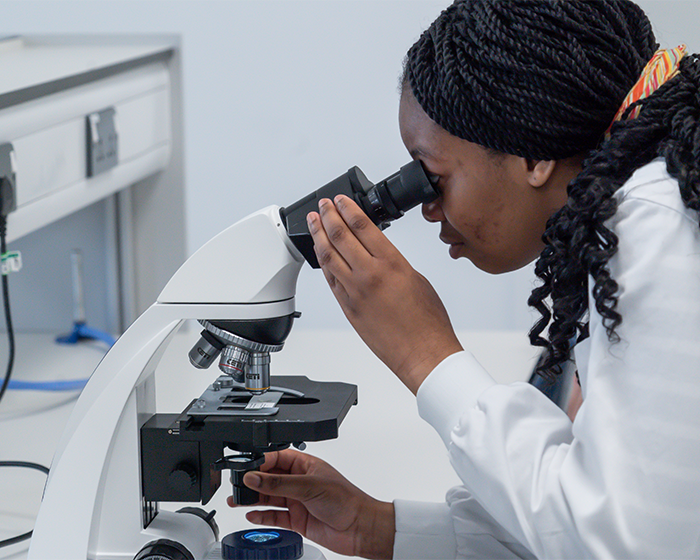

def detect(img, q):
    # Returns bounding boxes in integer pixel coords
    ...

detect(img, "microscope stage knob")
[168,463,198,492]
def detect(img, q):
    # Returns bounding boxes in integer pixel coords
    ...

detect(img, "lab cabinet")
[7,62,171,238]
[0,36,185,333]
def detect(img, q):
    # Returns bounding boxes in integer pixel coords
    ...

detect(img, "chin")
[453,244,535,274]
[448,243,466,260]
[475,258,535,275]
[474,262,509,274]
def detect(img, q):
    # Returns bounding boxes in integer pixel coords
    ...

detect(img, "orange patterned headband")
[605,44,687,138]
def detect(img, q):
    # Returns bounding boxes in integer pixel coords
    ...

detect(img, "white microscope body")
[28,206,317,559]
[27,160,434,559]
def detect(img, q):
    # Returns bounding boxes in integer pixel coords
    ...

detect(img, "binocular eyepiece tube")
[281,160,438,268]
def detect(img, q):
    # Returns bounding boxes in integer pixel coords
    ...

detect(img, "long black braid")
[531,54,700,377]
[403,0,700,378]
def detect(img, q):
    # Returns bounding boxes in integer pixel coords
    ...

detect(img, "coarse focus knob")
[176,507,220,541]
[221,529,303,560]
[134,539,194,560]
[168,463,198,492]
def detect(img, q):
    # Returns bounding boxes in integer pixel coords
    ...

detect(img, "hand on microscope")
[228,448,395,559]
[306,195,463,395]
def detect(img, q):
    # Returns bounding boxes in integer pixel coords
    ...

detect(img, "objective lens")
[188,330,225,369]
[245,353,270,394]
[219,345,249,383]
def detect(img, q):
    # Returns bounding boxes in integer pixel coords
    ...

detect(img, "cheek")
[480,203,508,244]
[445,186,508,245]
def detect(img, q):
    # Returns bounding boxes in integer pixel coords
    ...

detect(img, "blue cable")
[6,378,89,391]
[4,323,116,392]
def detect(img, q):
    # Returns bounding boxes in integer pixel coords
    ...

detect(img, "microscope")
[27,160,436,560]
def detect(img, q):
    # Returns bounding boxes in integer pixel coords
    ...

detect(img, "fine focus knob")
[134,539,194,560]
[221,529,303,560]
[168,463,198,492]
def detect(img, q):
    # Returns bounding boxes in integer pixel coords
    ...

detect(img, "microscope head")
[281,159,437,268]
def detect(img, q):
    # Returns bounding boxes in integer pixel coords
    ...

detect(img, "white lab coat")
[393,159,700,559]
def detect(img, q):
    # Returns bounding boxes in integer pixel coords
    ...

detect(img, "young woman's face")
[398,90,573,274]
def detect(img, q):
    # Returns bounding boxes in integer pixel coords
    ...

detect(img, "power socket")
[0,143,17,217]
[86,107,118,177]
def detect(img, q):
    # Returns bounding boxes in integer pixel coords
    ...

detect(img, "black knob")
[214,454,265,506]
[134,539,194,560]
[176,507,219,541]
[231,469,259,506]
[168,463,198,492]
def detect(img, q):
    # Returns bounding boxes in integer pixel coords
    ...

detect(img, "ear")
[525,159,556,188]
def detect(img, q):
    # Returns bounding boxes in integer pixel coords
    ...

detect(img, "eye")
[427,173,440,186]
[426,173,444,197]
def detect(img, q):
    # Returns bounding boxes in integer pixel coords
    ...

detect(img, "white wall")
[0,0,697,335]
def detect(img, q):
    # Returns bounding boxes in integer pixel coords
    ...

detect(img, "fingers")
[246,508,293,530]
[226,451,324,506]
[331,195,390,259]
[307,207,353,276]
[243,471,324,503]
[259,448,317,475]
[308,196,389,271]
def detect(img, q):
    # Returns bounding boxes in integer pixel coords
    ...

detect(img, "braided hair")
[403,0,700,377]
[531,53,700,377]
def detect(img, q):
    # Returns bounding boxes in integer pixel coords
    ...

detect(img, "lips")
[439,231,465,259]
[439,234,462,246]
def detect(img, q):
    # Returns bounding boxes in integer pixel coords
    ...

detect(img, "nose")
[422,198,444,223]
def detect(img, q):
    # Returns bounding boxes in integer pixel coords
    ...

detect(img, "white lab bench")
[0,327,537,560]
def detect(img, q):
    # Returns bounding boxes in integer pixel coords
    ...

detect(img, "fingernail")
[334,194,345,208]
[318,198,330,213]
[244,472,261,489]
[307,213,317,233]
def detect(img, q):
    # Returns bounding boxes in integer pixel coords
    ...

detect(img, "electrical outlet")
[86,107,118,177]
[0,143,17,217]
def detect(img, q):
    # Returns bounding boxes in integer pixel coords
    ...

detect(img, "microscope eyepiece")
[280,160,438,268]
[359,160,439,224]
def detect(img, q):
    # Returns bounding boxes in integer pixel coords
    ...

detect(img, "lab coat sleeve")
[394,488,537,559]
[393,499,457,559]
[417,165,700,558]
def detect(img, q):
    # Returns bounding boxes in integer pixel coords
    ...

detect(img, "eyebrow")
[410,146,440,162]
[408,146,435,159]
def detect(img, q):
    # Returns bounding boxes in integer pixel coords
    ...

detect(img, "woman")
[228,1,700,557]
